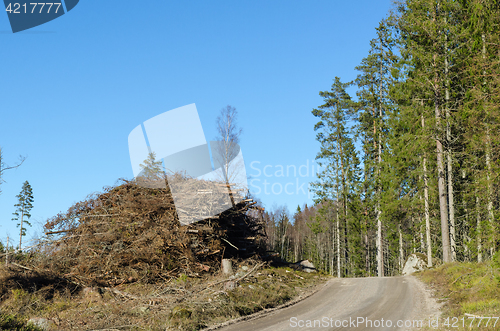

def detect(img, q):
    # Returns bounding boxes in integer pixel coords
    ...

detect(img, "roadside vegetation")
[417,252,500,330]
[0,312,42,331]
[0,260,325,330]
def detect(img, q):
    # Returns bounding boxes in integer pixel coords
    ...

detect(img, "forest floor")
[416,254,500,330]
[0,262,326,330]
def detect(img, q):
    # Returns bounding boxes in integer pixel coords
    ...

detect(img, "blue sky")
[0,0,393,248]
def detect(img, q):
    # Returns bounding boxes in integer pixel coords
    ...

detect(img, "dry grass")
[0,262,325,330]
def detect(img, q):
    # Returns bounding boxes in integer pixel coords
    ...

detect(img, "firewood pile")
[36,179,266,287]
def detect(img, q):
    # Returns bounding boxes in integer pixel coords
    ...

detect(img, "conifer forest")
[262,0,500,277]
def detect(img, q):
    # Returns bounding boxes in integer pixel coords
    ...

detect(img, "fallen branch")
[104,287,141,300]
[9,262,34,271]
[234,262,265,282]
[45,229,75,235]
[221,238,239,250]
[104,286,189,302]
[451,272,473,285]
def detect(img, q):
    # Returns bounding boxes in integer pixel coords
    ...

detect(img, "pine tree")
[354,18,399,276]
[311,77,362,277]
[12,180,34,251]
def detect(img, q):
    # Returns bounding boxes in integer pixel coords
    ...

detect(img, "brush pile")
[33,179,265,287]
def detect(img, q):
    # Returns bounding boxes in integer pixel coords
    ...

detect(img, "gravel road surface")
[218,276,440,331]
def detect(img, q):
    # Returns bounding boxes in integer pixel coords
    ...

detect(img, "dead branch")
[221,238,239,250]
[200,262,265,292]
[45,229,74,235]
[234,262,265,282]
[9,262,34,271]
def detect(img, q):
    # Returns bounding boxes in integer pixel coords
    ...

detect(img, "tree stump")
[221,259,233,275]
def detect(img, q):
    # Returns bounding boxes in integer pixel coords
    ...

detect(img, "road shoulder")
[405,275,443,330]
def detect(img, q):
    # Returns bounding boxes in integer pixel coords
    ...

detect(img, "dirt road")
[218,276,439,331]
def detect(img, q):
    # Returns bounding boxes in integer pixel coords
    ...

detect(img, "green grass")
[0,313,43,331]
[417,252,500,330]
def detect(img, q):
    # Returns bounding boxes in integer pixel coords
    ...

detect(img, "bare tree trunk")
[486,131,494,257]
[374,120,383,278]
[477,194,482,263]
[399,225,404,272]
[421,113,433,267]
[376,208,383,277]
[363,139,370,275]
[376,55,385,278]
[343,192,349,277]
[432,5,451,263]
[18,210,24,252]
[417,211,424,253]
[462,169,470,261]
[365,220,370,274]
[446,142,455,260]
[425,178,432,267]
[316,236,320,267]
[435,78,451,263]
[336,202,341,278]
[437,120,451,262]
[445,28,456,261]
[336,129,349,277]
[420,228,425,253]
[293,238,299,262]
[412,217,416,253]
[331,225,334,276]
[482,34,495,257]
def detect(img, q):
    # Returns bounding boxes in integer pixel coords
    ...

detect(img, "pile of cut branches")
[29,179,265,287]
